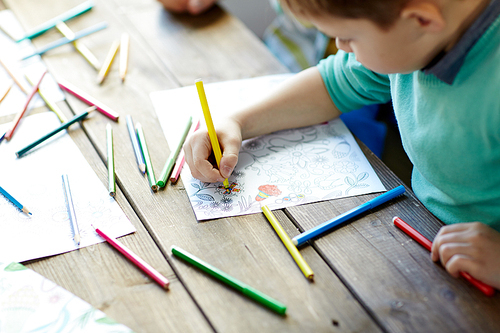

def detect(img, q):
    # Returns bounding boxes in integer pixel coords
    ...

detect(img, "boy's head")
[282,0,410,30]
[282,0,489,75]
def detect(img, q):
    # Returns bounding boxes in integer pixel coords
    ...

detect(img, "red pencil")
[5,71,47,141]
[170,118,200,183]
[93,225,170,289]
[393,216,495,296]
[58,78,119,121]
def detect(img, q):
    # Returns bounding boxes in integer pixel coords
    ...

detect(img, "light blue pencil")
[0,185,32,216]
[17,1,94,42]
[22,22,107,60]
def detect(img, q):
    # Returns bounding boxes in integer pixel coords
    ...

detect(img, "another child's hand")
[431,222,500,289]
[157,0,216,15]
[184,118,242,183]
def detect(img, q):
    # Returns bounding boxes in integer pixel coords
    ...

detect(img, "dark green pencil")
[15,107,95,158]
[171,245,287,315]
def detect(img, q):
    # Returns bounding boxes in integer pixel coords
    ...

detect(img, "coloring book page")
[0,113,135,263]
[0,261,133,333]
[0,10,65,117]
[150,74,386,220]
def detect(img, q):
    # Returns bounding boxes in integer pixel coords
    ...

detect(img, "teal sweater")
[317,17,500,232]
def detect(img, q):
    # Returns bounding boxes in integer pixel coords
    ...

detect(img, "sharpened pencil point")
[139,164,146,174]
[74,234,81,246]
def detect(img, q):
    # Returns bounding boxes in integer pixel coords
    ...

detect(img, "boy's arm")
[431,222,500,290]
[184,67,341,183]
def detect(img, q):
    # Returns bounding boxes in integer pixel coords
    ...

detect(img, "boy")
[183,0,500,289]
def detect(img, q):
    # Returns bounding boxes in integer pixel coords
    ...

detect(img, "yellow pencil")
[25,73,67,123]
[261,204,314,281]
[195,79,229,188]
[119,33,130,82]
[97,40,120,85]
[55,22,101,71]
[0,80,13,104]
[0,57,29,94]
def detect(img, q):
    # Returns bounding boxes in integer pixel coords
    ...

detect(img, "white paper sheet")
[0,261,133,333]
[0,112,135,262]
[150,74,386,220]
[0,10,65,117]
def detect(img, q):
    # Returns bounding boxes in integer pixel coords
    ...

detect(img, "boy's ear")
[400,1,446,32]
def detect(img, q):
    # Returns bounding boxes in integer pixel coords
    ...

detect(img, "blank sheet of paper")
[0,112,135,262]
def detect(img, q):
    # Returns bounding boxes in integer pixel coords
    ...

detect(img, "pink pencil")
[5,71,47,141]
[94,225,169,289]
[170,119,200,183]
[58,78,119,121]
[393,216,495,297]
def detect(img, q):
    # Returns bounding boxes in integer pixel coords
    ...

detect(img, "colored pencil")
[119,33,130,82]
[125,115,146,174]
[0,185,32,216]
[0,132,5,143]
[292,185,406,246]
[171,245,287,315]
[93,225,169,289]
[22,22,108,60]
[136,123,158,191]
[170,119,200,183]
[16,1,94,42]
[195,79,229,188]
[58,78,119,121]
[107,124,116,197]
[0,57,29,94]
[97,40,120,85]
[157,116,193,187]
[62,174,81,246]
[55,22,100,71]
[25,73,67,123]
[4,70,47,141]
[0,80,13,103]
[15,107,95,158]
[261,204,314,280]
[393,216,495,297]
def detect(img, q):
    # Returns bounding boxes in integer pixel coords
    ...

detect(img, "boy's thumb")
[220,151,239,179]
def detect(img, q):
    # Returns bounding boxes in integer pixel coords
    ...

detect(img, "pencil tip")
[139,164,146,174]
[74,234,81,246]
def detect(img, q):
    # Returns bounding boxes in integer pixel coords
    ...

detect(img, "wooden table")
[2,0,499,332]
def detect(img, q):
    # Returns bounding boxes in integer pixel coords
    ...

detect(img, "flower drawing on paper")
[216,182,243,196]
[261,162,297,183]
[333,161,358,174]
[242,138,266,151]
[279,143,328,168]
[255,184,282,201]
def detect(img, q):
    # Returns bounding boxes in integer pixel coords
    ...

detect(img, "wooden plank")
[0,100,212,332]
[5,0,384,331]
[285,144,500,333]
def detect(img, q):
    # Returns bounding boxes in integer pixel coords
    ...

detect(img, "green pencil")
[136,123,158,191]
[171,245,287,315]
[15,107,95,158]
[157,116,192,187]
[106,124,116,197]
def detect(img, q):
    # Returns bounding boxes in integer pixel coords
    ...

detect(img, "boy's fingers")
[445,254,477,278]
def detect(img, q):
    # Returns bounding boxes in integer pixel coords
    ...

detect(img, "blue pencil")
[22,22,107,60]
[292,185,406,246]
[0,185,32,216]
[0,132,5,143]
[125,115,146,174]
[17,1,94,42]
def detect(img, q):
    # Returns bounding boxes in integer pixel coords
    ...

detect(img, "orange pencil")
[5,71,47,141]
[0,57,29,94]
[0,80,13,104]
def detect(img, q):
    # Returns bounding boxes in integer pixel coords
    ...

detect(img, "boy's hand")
[157,0,216,15]
[184,118,242,183]
[431,222,500,289]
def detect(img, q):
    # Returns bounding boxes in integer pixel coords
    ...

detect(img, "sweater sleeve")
[317,51,392,113]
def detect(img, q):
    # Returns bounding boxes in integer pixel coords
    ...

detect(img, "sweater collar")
[422,0,500,85]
